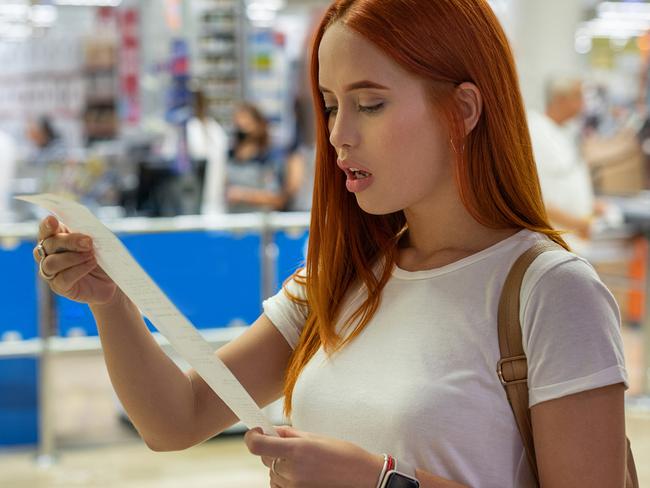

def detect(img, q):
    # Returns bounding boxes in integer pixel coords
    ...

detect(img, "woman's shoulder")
[519,241,615,318]
[524,244,598,292]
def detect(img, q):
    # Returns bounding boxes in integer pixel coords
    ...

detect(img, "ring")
[36,239,48,260]
[271,457,279,475]
[39,256,56,281]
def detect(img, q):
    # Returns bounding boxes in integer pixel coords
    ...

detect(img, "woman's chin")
[356,196,402,216]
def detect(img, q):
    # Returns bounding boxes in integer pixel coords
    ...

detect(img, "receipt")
[17,194,277,435]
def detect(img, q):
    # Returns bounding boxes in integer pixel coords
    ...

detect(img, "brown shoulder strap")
[498,240,639,488]
[497,240,558,482]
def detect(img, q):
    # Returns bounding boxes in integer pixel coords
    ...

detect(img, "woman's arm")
[531,383,627,487]
[92,295,292,451]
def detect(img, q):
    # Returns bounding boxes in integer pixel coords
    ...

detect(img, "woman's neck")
[398,190,519,271]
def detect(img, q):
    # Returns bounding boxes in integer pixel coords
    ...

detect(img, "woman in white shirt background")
[32,0,630,487]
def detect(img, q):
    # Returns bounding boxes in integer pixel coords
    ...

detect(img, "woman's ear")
[455,82,483,135]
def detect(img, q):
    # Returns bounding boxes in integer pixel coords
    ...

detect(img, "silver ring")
[36,239,48,260]
[39,256,56,281]
[271,457,279,475]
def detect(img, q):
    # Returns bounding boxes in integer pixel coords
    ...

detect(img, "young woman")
[226,102,286,212]
[33,1,629,486]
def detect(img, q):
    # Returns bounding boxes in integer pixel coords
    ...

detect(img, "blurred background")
[0,0,649,486]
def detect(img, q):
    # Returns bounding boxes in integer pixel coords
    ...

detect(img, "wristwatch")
[381,470,420,488]
[379,457,420,488]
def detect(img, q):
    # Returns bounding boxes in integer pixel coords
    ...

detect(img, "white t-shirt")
[527,111,594,220]
[262,229,628,488]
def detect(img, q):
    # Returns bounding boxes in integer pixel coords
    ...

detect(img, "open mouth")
[346,168,372,180]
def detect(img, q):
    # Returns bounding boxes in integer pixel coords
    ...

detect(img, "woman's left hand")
[244,425,384,488]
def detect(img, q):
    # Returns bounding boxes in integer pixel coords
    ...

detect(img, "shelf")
[194,0,245,126]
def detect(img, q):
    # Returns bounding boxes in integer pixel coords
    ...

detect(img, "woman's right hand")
[32,215,119,305]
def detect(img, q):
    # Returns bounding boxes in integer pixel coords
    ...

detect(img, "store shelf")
[193,0,246,127]
[83,35,119,143]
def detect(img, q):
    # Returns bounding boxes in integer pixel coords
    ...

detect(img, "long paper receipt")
[18,194,277,436]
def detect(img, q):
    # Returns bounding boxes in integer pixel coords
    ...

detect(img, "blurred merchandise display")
[577,2,650,194]
[0,0,327,221]
[193,0,245,130]
[118,7,141,126]
[83,8,119,143]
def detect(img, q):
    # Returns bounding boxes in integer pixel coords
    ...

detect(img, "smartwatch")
[381,470,420,488]
[379,458,420,488]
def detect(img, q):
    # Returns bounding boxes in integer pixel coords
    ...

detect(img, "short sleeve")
[262,270,309,349]
[520,252,629,407]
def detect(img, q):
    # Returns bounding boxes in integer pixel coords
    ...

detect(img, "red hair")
[282,0,567,417]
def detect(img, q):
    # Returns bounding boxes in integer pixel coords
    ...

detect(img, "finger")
[270,468,290,487]
[261,455,274,469]
[40,251,94,279]
[41,233,93,255]
[275,425,304,439]
[50,258,97,295]
[37,215,60,241]
[245,429,297,459]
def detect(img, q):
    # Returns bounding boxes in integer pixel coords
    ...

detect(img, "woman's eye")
[358,103,384,113]
[324,106,338,115]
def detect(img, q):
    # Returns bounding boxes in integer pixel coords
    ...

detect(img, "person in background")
[281,94,317,213]
[26,116,67,168]
[0,129,16,222]
[527,77,603,246]
[226,102,285,213]
[186,89,229,215]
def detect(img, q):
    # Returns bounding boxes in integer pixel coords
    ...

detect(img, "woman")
[32,1,629,486]
[226,102,286,213]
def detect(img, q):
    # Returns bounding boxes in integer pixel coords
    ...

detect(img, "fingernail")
[45,218,53,231]
[80,238,91,250]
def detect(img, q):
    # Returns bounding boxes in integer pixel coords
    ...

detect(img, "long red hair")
[282,0,567,417]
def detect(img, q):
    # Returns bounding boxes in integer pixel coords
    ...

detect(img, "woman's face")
[318,22,454,215]
[234,108,259,134]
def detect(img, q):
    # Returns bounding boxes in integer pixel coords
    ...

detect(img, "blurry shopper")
[282,145,315,212]
[528,78,600,247]
[26,116,67,168]
[282,96,316,212]
[186,89,228,215]
[226,102,285,213]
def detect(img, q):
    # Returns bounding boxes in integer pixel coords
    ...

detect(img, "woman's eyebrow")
[319,80,390,93]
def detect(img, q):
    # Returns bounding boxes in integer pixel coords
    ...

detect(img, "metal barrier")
[0,211,310,463]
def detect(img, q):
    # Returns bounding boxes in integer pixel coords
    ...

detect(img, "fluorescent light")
[248,0,286,10]
[29,5,57,26]
[598,1,650,19]
[55,0,122,6]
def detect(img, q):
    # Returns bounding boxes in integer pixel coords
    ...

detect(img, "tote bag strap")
[497,240,639,487]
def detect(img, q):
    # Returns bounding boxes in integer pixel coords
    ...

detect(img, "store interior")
[0,0,650,486]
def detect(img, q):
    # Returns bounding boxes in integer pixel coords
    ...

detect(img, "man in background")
[528,77,598,244]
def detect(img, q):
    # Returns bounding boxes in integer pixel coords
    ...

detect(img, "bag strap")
[497,241,558,482]
[498,240,640,488]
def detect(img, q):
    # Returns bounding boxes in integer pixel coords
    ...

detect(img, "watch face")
[385,472,420,488]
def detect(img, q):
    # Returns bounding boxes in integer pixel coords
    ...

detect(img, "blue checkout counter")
[0,222,309,447]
